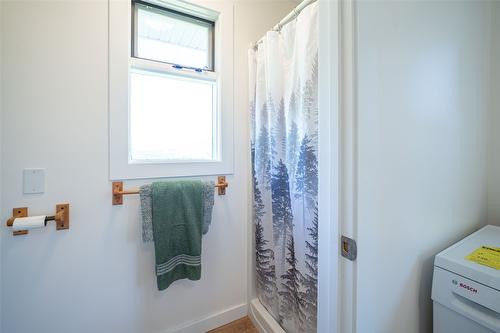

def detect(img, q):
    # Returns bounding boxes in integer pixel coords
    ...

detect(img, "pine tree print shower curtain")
[249,3,318,333]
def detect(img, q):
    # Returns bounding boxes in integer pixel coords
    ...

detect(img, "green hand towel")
[152,180,204,290]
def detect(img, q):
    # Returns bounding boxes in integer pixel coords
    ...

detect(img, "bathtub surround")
[250,3,318,332]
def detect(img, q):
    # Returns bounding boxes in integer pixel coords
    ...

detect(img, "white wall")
[487,2,500,227]
[0,1,293,333]
[354,1,491,333]
[232,0,298,304]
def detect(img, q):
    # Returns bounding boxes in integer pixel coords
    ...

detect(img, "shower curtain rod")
[253,0,317,48]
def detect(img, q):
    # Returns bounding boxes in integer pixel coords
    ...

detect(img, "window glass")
[130,69,217,161]
[134,3,214,70]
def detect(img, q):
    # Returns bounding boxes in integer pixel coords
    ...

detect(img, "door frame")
[318,0,357,332]
[339,0,357,332]
[317,0,341,332]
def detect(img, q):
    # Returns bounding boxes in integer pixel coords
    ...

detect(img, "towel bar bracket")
[112,182,124,205]
[217,176,228,195]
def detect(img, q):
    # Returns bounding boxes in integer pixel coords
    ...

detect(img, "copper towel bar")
[112,176,229,205]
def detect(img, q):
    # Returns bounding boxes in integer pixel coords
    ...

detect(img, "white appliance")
[432,225,500,333]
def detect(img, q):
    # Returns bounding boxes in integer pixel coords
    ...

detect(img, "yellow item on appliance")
[465,246,500,270]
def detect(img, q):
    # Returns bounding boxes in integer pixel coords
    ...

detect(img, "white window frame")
[131,1,216,71]
[109,0,234,180]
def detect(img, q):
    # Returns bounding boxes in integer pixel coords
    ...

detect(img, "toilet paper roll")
[12,216,47,231]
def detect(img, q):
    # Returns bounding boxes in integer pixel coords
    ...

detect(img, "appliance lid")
[434,225,500,291]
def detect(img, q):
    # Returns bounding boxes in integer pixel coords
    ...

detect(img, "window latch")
[172,64,206,73]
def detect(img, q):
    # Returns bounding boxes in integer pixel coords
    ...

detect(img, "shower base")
[249,299,286,333]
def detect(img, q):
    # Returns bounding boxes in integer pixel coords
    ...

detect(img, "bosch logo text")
[459,282,477,293]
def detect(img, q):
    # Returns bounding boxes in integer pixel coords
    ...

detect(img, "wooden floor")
[207,316,258,333]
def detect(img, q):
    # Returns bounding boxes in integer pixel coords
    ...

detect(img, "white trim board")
[317,0,342,332]
[337,1,358,332]
[108,0,235,180]
[166,303,247,333]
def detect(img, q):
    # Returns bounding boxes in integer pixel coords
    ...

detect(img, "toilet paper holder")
[6,204,70,236]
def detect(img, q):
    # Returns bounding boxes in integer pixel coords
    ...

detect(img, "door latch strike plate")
[341,235,357,261]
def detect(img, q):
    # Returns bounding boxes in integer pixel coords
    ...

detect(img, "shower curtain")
[249,3,318,333]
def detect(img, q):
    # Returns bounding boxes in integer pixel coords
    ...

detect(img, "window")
[132,1,214,70]
[130,1,218,163]
[109,0,234,179]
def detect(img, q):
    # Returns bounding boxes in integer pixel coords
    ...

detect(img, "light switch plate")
[23,168,45,194]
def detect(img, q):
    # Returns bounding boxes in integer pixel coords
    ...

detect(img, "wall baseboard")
[167,303,248,333]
